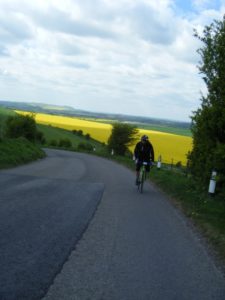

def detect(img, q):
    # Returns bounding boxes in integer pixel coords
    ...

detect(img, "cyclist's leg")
[145,164,150,179]
[136,161,141,185]
[140,166,145,193]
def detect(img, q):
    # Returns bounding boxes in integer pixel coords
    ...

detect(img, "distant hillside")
[0,100,191,130]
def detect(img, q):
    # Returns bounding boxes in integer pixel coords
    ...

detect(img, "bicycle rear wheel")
[140,170,145,193]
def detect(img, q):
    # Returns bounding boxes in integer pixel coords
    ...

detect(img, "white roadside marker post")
[208,170,217,195]
[157,155,162,170]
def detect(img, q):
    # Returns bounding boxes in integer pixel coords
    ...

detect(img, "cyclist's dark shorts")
[136,161,150,172]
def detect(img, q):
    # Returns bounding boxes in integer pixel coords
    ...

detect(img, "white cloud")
[0,0,224,121]
[192,0,212,10]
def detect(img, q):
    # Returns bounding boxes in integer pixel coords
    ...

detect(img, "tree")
[5,114,37,142]
[77,130,83,136]
[189,15,225,188]
[85,133,90,140]
[107,123,138,156]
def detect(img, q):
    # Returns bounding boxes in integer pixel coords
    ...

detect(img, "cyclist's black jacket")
[134,141,154,162]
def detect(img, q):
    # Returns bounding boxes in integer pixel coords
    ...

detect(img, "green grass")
[37,124,103,148]
[0,137,45,169]
[37,124,105,152]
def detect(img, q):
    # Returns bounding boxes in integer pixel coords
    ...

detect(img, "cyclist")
[134,135,154,185]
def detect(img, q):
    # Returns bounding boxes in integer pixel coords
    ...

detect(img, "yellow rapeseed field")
[16,111,192,165]
[16,111,111,143]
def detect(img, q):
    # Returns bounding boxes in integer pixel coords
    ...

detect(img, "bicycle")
[137,161,148,193]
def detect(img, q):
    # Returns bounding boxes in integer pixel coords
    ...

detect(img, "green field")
[135,123,191,136]
[37,123,105,151]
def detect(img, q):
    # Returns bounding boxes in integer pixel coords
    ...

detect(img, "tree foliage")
[77,130,83,136]
[189,15,225,188]
[5,114,37,142]
[85,133,90,140]
[107,123,138,156]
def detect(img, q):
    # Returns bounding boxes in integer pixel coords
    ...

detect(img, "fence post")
[111,149,114,156]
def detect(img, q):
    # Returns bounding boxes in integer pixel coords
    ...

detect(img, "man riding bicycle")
[134,135,154,185]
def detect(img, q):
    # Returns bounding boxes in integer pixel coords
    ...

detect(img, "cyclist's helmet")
[141,135,148,141]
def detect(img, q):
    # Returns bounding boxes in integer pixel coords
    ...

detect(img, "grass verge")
[0,137,45,169]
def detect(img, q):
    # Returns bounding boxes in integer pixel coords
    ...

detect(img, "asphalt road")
[0,149,225,300]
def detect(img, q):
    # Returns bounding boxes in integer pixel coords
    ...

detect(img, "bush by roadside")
[77,142,93,152]
[58,138,72,148]
[5,114,37,142]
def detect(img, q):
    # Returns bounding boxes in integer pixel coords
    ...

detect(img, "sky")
[0,0,224,122]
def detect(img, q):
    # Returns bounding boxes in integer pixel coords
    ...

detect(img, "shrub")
[176,161,182,168]
[85,133,90,140]
[5,114,37,142]
[77,142,93,151]
[77,130,83,136]
[58,138,72,148]
[49,139,57,146]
